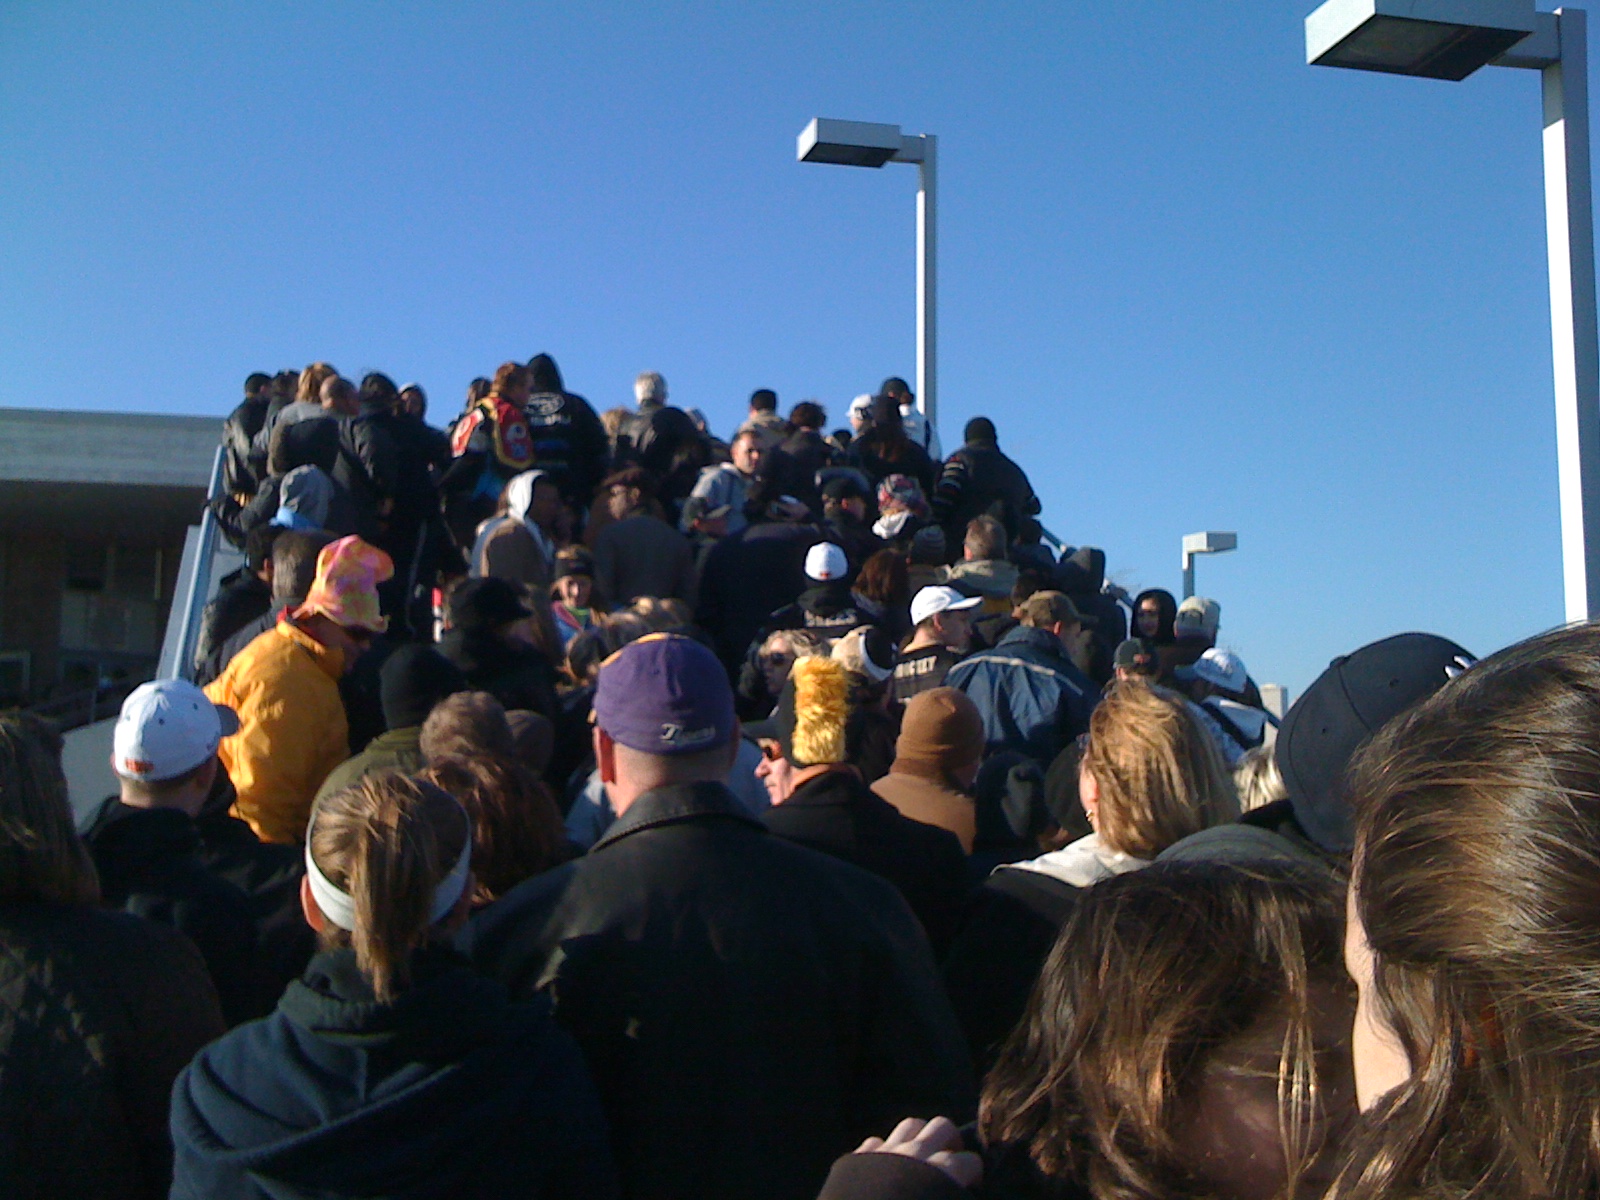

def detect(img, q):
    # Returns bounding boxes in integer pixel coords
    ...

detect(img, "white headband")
[304,813,473,933]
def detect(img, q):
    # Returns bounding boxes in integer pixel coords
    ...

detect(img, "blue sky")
[0,2,1578,696]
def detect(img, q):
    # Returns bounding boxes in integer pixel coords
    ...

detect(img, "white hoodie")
[1003,831,1149,889]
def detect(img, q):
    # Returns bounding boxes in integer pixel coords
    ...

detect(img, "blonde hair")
[1083,680,1238,858]
[1233,744,1286,812]
[629,596,692,631]
[307,772,470,1003]
[296,361,337,406]
[789,655,849,766]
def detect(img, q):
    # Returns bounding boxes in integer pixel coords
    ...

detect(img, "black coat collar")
[590,780,764,853]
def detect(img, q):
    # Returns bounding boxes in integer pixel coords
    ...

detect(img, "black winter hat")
[447,577,532,633]
[379,644,466,732]
[1276,631,1473,855]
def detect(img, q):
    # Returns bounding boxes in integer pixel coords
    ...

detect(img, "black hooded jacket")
[84,798,275,1026]
[522,355,609,505]
[930,439,1041,546]
[170,945,617,1200]
[193,773,315,995]
[436,627,560,721]
[764,580,875,642]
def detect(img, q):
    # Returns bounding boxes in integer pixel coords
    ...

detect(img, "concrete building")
[0,406,220,712]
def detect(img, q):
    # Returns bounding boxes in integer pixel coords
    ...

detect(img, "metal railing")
[163,445,227,683]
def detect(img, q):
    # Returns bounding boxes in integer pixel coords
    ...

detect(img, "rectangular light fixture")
[797,118,905,168]
[1306,0,1537,80]
[1183,532,1238,556]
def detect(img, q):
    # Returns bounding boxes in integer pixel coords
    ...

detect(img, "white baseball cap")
[910,585,983,628]
[1176,647,1249,695]
[805,542,849,582]
[113,679,240,782]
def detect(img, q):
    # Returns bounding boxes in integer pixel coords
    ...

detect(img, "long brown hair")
[1334,622,1600,1200]
[0,712,98,906]
[422,755,563,904]
[296,361,337,406]
[1083,680,1238,858]
[982,863,1349,1197]
[307,772,470,1003]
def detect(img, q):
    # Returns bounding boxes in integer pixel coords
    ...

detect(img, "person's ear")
[299,874,327,933]
[595,727,619,786]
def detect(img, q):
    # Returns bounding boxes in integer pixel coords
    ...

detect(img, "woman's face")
[607,485,638,521]
[1344,887,1413,1111]
[760,640,796,696]
[1137,600,1163,638]
[1171,978,1358,1200]
[557,574,592,609]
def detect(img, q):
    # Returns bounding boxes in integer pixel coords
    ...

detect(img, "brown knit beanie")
[894,687,985,776]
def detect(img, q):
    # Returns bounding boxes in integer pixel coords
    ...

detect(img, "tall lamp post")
[1182,531,1238,599]
[1307,0,1600,622]
[797,117,939,435]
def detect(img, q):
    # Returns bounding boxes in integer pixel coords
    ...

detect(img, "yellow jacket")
[205,620,349,844]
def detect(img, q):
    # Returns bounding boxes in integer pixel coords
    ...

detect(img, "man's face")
[754,740,798,804]
[1058,620,1095,669]
[732,435,764,477]
[529,480,562,526]
[849,407,869,434]
[936,608,973,652]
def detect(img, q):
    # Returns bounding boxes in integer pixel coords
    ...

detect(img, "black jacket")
[193,774,315,995]
[0,900,225,1200]
[468,781,974,1200]
[765,580,876,642]
[825,512,886,577]
[697,520,823,676]
[334,408,403,546]
[84,798,275,1026]
[193,571,272,677]
[941,867,1079,1074]
[756,428,837,514]
[170,946,617,1200]
[437,626,560,721]
[764,768,970,955]
[523,388,610,505]
[930,441,1041,546]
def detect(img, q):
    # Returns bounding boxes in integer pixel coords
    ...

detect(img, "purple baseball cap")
[593,632,736,755]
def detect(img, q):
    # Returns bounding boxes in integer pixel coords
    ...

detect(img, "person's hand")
[853,1116,982,1189]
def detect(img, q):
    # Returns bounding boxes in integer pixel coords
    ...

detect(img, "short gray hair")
[634,371,667,405]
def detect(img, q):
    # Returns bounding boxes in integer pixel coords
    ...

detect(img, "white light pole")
[1307,0,1600,622]
[797,117,938,436]
[1182,530,1238,600]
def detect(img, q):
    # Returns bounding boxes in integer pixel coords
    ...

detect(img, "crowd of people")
[3,357,1596,1200]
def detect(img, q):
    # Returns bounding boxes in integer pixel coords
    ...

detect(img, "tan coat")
[474,518,552,591]
[871,770,976,854]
